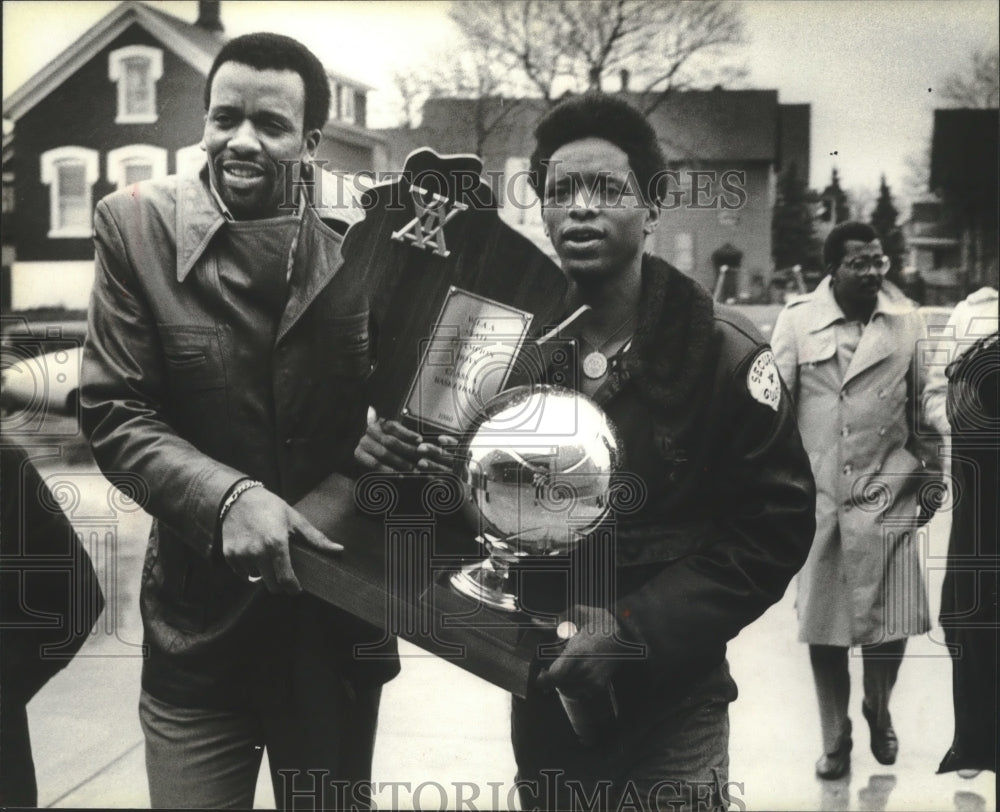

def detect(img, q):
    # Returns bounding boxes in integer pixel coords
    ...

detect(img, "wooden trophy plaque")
[291,149,573,697]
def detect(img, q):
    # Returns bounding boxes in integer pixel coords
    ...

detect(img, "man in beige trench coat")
[771,221,942,780]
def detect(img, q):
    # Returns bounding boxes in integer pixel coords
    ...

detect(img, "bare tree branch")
[410,46,530,154]
[384,1,747,154]
[448,0,746,102]
[390,69,426,129]
[938,48,999,108]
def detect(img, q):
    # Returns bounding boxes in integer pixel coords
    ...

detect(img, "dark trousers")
[938,626,999,773]
[809,639,906,752]
[511,662,737,812]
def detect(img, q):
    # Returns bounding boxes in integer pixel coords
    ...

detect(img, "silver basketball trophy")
[450,384,622,612]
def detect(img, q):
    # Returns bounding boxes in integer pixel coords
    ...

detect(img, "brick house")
[1,1,383,310]
[904,108,999,303]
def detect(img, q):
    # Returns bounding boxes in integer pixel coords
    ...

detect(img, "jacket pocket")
[849,444,940,528]
[159,325,226,392]
[158,325,229,445]
[145,522,208,633]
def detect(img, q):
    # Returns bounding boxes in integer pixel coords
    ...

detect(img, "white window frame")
[107,144,167,189]
[108,45,163,124]
[175,143,207,177]
[40,146,99,238]
[339,85,356,125]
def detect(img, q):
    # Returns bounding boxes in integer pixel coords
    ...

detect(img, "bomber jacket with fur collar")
[544,253,816,696]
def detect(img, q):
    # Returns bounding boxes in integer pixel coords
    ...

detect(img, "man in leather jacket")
[356,94,816,811]
[81,33,395,810]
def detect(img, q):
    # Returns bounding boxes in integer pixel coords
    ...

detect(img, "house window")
[2,173,14,215]
[339,85,356,125]
[109,46,163,124]
[40,146,99,238]
[107,145,167,189]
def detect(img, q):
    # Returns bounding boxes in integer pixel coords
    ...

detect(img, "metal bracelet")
[219,479,264,524]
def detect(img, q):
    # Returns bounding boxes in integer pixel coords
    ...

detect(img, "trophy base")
[450,560,520,612]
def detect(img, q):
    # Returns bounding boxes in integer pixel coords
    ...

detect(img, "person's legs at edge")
[0,693,37,807]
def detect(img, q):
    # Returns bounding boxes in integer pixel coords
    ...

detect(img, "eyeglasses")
[844,255,891,274]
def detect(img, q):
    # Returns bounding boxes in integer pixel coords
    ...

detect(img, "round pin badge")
[582,351,609,379]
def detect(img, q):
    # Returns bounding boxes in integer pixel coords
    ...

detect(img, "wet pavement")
[14,421,997,810]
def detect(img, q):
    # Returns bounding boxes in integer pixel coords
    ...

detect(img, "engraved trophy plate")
[336,147,570,423]
[401,287,533,435]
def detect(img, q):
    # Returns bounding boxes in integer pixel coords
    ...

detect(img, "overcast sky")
[3,0,997,206]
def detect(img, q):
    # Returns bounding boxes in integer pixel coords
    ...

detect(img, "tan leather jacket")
[82,170,397,706]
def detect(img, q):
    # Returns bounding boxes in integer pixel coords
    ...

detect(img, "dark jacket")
[539,255,816,700]
[81,171,398,707]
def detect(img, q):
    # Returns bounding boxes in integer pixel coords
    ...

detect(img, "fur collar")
[621,254,718,415]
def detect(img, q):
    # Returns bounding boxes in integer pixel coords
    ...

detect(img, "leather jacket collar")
[175,169,228,283]
[174,166,364,284]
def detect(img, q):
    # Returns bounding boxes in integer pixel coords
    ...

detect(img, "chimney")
[196,1,223,32]
[588,67,601,92]
[620,69,630,93]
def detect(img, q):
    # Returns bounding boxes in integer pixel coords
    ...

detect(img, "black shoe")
[862,701,898,765]
[816,719,853,780]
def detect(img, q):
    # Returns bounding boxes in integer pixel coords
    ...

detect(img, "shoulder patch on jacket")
[747,349,781,411]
